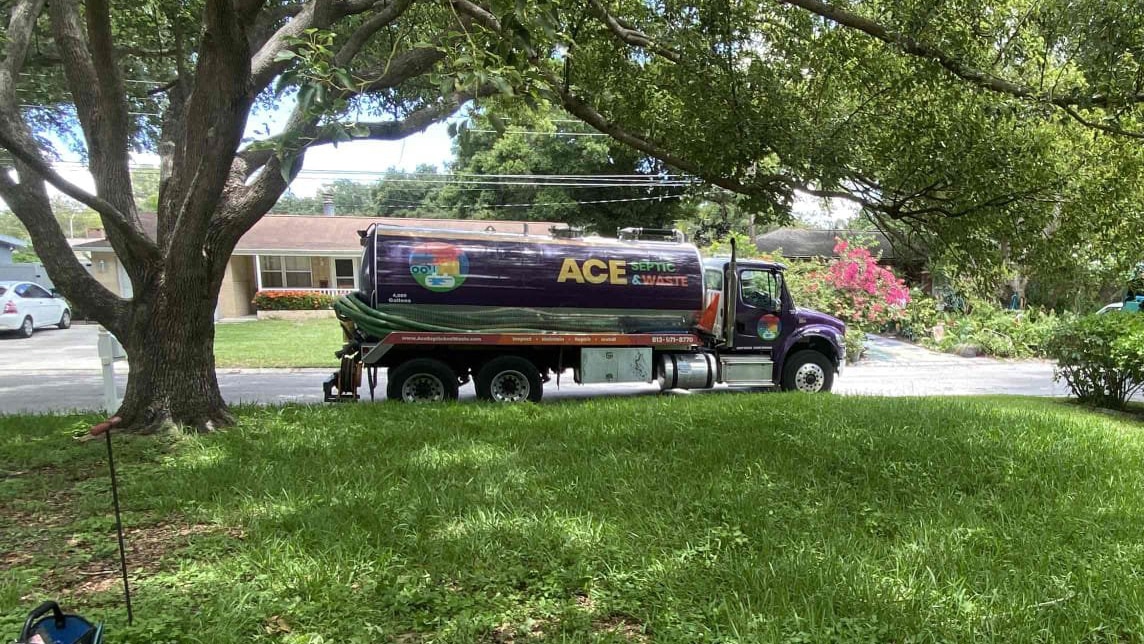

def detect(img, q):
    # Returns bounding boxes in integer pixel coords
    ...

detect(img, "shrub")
[252,290,336,311]
[890,288,941,342]
[928,303,1069,359]
[784,238,910,332]
[844,328,867,363]
[1045,313,1144,409]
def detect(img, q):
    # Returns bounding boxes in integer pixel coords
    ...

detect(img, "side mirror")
[51,289,60,298]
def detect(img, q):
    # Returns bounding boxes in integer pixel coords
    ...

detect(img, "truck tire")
[781,350,834,393]
[387,358,459,403]
[475,356,543,403]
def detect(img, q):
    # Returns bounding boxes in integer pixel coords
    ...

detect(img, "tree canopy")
[2,0,1143,428]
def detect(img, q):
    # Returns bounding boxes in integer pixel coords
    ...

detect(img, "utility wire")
[375,194,686,209]
[46,162,699,188]
[464,129,611,137]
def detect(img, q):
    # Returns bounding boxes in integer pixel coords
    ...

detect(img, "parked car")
[0,281,71,338]
[1096,302,1123,315]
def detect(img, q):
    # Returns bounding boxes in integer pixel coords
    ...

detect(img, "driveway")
[837,335,1066,397]
[0,329,1074,415]
[0,323,105,372]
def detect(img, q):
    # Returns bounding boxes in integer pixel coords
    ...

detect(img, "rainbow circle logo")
[409,242,469,293]
[758,314,781,341]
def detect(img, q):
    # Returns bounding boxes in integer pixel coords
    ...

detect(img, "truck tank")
[337,225,706,338]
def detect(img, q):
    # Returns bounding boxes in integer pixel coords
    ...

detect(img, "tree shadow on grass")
[8,397,1144,642]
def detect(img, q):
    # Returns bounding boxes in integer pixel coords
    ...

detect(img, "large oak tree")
[1,0,1141,430]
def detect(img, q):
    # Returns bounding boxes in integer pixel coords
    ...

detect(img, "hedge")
[252,290,336,311]
[1045,312,1144,409]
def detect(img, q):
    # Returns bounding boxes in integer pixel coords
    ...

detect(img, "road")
[0,326,1070,414]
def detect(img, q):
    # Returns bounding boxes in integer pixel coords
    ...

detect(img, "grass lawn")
[213,318,341,369]
[3,396,1144,642]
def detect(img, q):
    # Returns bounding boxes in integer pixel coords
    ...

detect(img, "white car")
[0,281,71,338]
[1096,302,1124,315]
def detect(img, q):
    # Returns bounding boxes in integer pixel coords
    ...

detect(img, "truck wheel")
[781,350,834,393]
[387,358,459,403]
[475,356,543,403]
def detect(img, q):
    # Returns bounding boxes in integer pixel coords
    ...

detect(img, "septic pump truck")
[324,225,846,403]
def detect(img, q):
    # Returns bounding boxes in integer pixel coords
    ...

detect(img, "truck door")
[733,269,789,349]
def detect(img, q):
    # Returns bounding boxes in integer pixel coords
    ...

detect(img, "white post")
[254,254,263,291]
[97,326,121,413]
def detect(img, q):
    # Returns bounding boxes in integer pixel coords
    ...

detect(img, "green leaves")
[1047,312,1144,408]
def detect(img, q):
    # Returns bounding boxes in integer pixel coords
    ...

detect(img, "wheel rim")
[62,311,70,325]
[489,370,530,402]
[401,373,445,402]
[21,318,32,334]
[794,362,825,393]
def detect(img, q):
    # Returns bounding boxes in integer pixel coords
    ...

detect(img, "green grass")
[3,396,1144,642]
[213,319,341,368]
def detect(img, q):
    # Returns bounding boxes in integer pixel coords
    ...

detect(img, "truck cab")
[703,257,847,393]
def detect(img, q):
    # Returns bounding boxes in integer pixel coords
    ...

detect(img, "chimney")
[322,191,335,216]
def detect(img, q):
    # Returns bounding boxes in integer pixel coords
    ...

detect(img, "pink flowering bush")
[787,238,910,330]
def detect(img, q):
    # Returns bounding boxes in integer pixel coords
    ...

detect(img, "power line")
[464,129,611,137]
[46,162,700,188]
[19,104,161,117]
[19,72,168,87]
[381,172,691,179]
[335,178,696,187]
[376,194,686,209]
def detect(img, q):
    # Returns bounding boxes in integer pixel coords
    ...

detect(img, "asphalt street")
[0,326,1070,414]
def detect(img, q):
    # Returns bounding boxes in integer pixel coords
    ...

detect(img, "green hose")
[335,294,541,339]
[334,293,694,340]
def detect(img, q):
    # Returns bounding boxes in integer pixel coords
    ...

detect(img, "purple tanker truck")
[324,224,846,403]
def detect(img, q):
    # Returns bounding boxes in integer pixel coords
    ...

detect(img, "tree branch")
[451,0,788,199]
[334,0,415,66]
[0,127,158,259]
[249,0,335,93]
[223,92,478,253]
[163,0,256,258]
[249,0,393,95]
[84,0,135,191]
[0,0,47,78]
[0,172,127,328]
[354,47,445,94]
[778,0,1144,108]
[247,3,306,52]
[585,0,680,64]
[1059,105,1144,140]
[47,0,147,267]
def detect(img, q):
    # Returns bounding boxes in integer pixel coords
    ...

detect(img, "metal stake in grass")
[91,416,133,626]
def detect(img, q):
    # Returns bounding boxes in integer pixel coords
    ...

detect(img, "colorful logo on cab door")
[409,243,469,293]
[758,314,781,340]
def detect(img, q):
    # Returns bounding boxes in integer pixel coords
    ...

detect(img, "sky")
[44,102,459,197]
[27,99,856,226]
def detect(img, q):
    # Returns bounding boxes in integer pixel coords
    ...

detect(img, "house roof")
[0,234,29,250]
[73,214,568,254]
[755,228,897,260]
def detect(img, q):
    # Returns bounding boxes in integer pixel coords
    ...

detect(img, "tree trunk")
[114,270,233,433]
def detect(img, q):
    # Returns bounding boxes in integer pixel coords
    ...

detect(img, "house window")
[334,259,355,289]
[261,256,313,288]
